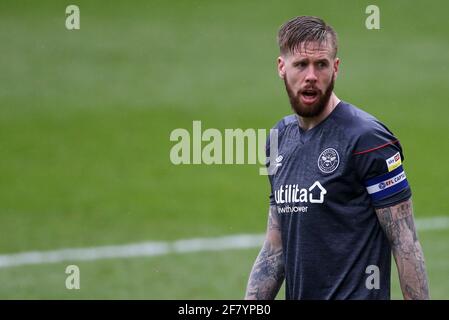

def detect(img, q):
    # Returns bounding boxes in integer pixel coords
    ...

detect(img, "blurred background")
[0,0,448,299]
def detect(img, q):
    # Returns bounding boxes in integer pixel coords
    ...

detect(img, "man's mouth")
[300,89,319,105]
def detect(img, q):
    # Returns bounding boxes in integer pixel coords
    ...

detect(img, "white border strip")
[0,216,447,269]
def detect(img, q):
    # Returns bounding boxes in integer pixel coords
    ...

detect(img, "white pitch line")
[0,234,265,269]
[415,216,449,230]
[0,216,447,269]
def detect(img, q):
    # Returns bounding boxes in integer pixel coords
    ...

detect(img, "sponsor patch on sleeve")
[364,165,409,201]
[386,152,402,172]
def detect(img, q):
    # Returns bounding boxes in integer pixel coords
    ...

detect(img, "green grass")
[0,229,447,299]
[0,0,448,299]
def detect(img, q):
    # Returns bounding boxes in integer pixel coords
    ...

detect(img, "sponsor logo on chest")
[274,181,327,204]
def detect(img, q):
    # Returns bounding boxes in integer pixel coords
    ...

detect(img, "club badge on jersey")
[317,148,340,174]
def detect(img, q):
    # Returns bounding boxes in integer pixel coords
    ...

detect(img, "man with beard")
[244,16,429,300]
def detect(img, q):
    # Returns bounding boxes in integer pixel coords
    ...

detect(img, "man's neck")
[297,93,340,131]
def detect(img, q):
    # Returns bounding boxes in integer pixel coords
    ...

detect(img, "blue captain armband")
[364,165,409,202]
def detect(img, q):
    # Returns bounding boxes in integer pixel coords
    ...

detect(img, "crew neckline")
[296,100,343,136]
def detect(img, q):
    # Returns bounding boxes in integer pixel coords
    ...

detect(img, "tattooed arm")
[375,198,430,299]
[245,205,285,300]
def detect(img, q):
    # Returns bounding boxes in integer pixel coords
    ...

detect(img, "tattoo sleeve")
[375,198,430,299]
[245,205,285,300]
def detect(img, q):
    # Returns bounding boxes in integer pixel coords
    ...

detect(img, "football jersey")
[266,101,411,300]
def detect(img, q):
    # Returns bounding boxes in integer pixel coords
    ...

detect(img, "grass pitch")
[0,0,448,299]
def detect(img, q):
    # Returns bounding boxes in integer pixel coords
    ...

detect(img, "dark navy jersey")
[266,101,411,300]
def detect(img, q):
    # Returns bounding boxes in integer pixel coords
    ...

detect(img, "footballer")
[245,16,429,300]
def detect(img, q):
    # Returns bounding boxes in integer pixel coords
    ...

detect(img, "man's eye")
[317,62,328,68]
[297,62,307,68]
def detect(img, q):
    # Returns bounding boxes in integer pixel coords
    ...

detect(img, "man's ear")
[277,56,286,79]
[333,57,340,79]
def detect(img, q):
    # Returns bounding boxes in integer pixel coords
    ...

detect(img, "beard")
[283,74,335,118]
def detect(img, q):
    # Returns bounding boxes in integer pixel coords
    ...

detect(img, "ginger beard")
[283,73,335,118]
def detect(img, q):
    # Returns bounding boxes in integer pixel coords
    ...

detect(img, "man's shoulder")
[271,114,297,132]
[334,101,382,134]
[334,101,394,137]
[334,101,399,151]
[267,114,297,143]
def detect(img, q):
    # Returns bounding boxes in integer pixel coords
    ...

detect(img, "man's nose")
[304,66,318,83]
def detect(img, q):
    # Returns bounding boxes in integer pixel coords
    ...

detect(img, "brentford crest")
[318,148,340,174]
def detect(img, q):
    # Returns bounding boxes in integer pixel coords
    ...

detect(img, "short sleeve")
[353,123,412,208]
